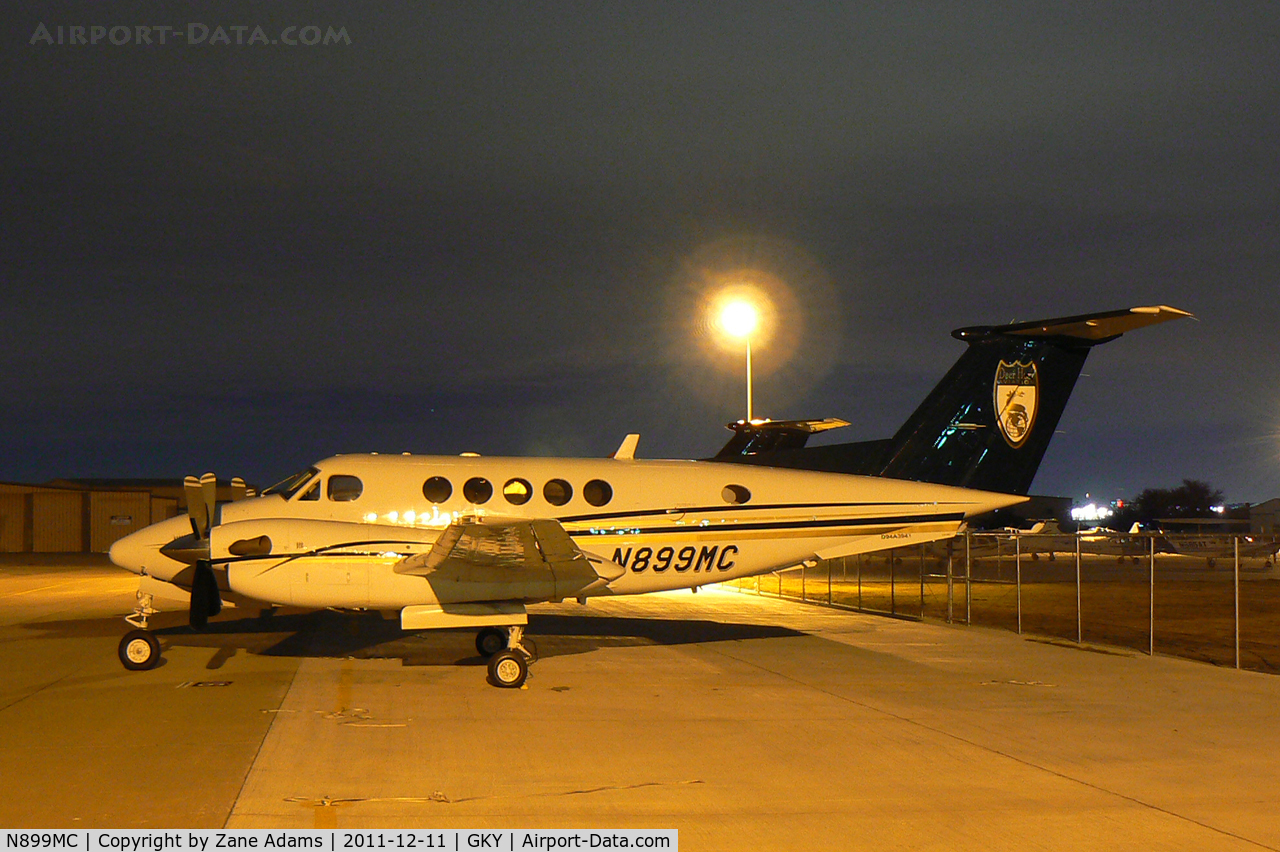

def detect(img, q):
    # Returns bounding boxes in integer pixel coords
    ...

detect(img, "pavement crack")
[285,780,705,808]
[0,670,79,715]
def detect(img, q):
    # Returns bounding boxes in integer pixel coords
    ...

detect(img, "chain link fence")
[733,533,1280,673]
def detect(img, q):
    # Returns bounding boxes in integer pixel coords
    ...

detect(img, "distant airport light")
[1071,502,1114,522]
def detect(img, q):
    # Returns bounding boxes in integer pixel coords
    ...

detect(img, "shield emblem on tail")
[994,360,1038,448]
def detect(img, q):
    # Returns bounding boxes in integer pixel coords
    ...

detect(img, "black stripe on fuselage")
[554,501,971,525]
[566,512,966,537]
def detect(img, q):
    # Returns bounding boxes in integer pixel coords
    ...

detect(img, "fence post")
[1149,534,1155,656]
[1016,533,1022,635]
[1076,533,1082,644]
[965,532,972,625]
[919,544,926,621]
[890,548,896,616]
[947,546,954,624]
[1235,535,1240,670]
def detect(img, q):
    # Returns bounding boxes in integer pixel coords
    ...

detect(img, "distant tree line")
[1111,479,1236,528]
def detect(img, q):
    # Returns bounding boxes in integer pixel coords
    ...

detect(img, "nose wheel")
[118,629,161,671]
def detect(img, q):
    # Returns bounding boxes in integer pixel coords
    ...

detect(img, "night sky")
[4,2,1279,504]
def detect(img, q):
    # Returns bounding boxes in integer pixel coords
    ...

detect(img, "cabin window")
[543,478,573,506]
[722,484,751,505]
[583,479,613,507]
[503,478,533,505]
[423,476,452,503]
[327,475,363,502]
[463,477,493,504]
[298,480,320,501]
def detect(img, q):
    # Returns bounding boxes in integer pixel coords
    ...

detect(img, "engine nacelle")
[217,518,443,608]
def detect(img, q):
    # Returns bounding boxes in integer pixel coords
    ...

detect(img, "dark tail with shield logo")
[715,306,1192,496]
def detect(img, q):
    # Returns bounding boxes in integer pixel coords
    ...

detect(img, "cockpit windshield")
[261,467,319,499]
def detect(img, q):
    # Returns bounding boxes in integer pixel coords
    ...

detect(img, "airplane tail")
[717,306,1191,496]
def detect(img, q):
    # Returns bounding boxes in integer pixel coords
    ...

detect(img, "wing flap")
[395,519,619,594]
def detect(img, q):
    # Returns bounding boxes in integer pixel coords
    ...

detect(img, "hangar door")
[32,492,83,552]
[90,492,150,552]
[0,494,24,552]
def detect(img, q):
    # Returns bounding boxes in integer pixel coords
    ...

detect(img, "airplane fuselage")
[111,453,1024,611]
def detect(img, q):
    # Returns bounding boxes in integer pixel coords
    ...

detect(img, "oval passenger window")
[543,478,573,506]
[327,475,364,502]
[722,484,751,505]
[583,479,613,507]
[503,478,533,505]
[423,476,452,503]
[463,477,493,504]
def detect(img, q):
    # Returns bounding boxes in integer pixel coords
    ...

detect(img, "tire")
[488,650,528,688]
[475,627,507,658]
[118,630,161,671]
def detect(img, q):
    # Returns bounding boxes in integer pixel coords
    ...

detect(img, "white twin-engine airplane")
[109,305,1191,687]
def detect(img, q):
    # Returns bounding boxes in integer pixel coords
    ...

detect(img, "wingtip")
[1130,305,1196,320]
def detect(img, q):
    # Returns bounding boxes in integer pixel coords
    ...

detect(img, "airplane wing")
[394,518,624,587]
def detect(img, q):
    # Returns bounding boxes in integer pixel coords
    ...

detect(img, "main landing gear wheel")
[476,626,508,658]
[118,630,161,671]
[488,650,529,688]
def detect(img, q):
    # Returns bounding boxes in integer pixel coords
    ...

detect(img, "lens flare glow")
[719,299,759,338]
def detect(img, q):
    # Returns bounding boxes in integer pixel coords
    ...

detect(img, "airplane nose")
[108,515,198,581]
[109,529,148,574]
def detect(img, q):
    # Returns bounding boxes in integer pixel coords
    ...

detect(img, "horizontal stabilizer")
[714,418,851,459]
[953,305,1194,345]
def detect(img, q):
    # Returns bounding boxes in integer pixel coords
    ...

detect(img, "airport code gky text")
[614,545,737,572]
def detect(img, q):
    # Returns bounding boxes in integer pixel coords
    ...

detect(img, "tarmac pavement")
[2,556,1279,850]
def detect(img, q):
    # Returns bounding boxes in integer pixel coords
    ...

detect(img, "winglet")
[611,433,640,460]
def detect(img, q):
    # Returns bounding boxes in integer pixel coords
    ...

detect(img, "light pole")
[720,299,759,422]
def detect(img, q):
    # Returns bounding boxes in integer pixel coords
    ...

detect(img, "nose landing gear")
[118,591,162,671]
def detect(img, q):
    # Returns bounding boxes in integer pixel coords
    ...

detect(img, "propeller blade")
[200,472,218,531]
[231,477,247,501]
[189,561,222,630]
[184,475,209,539]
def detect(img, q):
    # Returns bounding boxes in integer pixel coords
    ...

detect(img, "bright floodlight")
[720,300,759,338]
